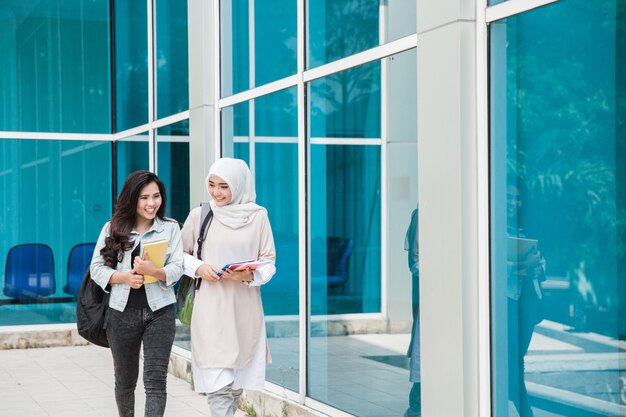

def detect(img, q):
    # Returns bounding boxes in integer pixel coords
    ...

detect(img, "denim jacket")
[90,217,184,312]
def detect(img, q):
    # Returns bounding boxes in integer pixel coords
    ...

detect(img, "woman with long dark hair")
[90,170,183,417]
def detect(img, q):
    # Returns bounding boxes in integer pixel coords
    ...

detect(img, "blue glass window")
[157,120,190,223]
[254,0,297,87]
[255,88,298,137]
[308,60,382,316]
[220,0,249,96]
[222,101,250,159]
[235,101,250,137]
[307,0,415,69]
[255,143,299,315]
[115,0,148,131]
[310,61,381,139]
[234,143,250,165]
[306,48,420,417]
[220,0,297,97]
[0,1,111,133]
[490,1,625,416]
[308,0,378,68]
[309,144,381,316]
[155,0,189,119]
[0,139,112,325]
[116,134,149,193]
[308,62,382,311]
[251,88,298,318]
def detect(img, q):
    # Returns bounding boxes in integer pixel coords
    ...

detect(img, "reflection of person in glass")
[404,208,420,417]
[507,183,545,417]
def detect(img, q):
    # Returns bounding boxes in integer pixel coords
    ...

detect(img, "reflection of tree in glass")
[505,2,620,334]
[312,62,381,138]
[309,0,378,66]
[308,1,382,138]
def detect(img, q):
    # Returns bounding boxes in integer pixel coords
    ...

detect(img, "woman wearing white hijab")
[181,158,276,417]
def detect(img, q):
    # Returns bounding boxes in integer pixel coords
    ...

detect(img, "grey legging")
[206,382,243,417]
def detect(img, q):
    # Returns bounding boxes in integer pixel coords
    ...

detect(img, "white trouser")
[206,382,243,417]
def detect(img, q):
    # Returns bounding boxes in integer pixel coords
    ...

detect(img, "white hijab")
[206,158,264,229]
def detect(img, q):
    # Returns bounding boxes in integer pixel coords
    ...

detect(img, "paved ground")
[0,345,246,417]
[2,319,624,417]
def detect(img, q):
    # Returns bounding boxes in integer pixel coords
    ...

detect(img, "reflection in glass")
[307,48,418,417]
[221,102,250,159]
[405,209,420,417]
[0,1,111,133]
[234,101,250,138]
[491,1,626,416]
[309,64,382,317]
[220,0,249,96]
[307,0,416,68]
[0,139,112,325]
[256,143,299,392]
[256,143,298,317]
[116,134,149,193]
[505,183,545,417]
[115,0,148,131]
[310,61,381,139]
[255,89,297,137]
[157,120,190,222]
[310,144,381,316]
[234,143,250,165]
[220,0,296,97]
[155,0,189,119]
[308,0,378,68]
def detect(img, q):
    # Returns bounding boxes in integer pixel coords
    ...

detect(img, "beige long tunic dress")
[181,206,276,392]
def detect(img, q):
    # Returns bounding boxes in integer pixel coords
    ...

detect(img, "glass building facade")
[2,0,624,416]
[490,1,626,416]
[0,0,190,326]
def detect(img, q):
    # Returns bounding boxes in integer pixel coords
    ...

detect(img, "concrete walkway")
[0,344,246,417]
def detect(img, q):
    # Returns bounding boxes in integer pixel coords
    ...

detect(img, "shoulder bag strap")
[195,203,213,290]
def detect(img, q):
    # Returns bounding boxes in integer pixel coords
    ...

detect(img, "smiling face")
[507,184,522,219]
[136,181,162,224]
[208,175,233,207]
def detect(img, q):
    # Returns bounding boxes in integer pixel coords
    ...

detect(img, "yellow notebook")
[140,239,169,283]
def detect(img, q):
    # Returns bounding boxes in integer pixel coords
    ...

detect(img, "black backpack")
[76,268,110,347]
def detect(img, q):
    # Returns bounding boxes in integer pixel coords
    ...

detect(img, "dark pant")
[508,283,543,417]
[405,383,421,417]
[106,305,175,417]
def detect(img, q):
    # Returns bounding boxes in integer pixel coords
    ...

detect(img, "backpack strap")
[195,202,213,290]
[197,202,213,261]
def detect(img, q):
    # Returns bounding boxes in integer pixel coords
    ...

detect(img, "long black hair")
[101,170,167,268]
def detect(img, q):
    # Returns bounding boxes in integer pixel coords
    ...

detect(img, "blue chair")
[325,237,353,288]
[311,237,353,288]
[64,243,96,296]
[4,244,56,300]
